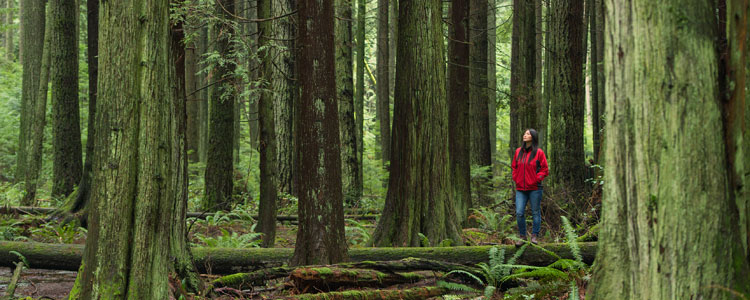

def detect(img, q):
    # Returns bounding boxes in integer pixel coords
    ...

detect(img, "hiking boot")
[515,237,526,247]
[531,234,539,245]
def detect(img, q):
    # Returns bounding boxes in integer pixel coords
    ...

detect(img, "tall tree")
[376,0,390,167]
[590,0,750,298]
[68,0,199,297]
[487,0,496,162]
[16,0,44,206]
[336,0,360,206]
[371,0,462,247]
[203,0,236,211]
[534,0,543,150]
[448,0,471,226]
[21,2,50,206]
[291,0,348,266]
[185,33,199,163]
[547,0,585,193]
[355,0,365,199]
[273,0,296,195]
[469,0,492,206]
[389,0,397,104]
[257,0,277,248]
[5,0,13,60]
[588,0,600,164]
[50,0,82,198]
[540,0,551,149]
[509,0,537,153]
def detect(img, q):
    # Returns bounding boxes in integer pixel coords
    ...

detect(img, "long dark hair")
[517,128,539,161]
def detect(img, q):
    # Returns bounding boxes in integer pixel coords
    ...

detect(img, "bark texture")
[509,0,537,153]
[547,0,586,192]
[371,0,462,247]
[469,0,493,206]
[273,0,296,195]
[336,0,360,206]
[376,0,390,167]
[448,0,471,226]
[291,0,348,266]
[50,0,82,198]
[589,0,750,298]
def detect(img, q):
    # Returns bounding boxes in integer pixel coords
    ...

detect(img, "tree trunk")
[291,0,348,266]
[68,0,190,297]
[389,0,397,108]
[589,0,750,298]
[291,267,439,291]
[16,0,44,192]
[198,25,209,163]
[589,0,599,164]
[371,0,462,247]
[487,0,496,162]
[337,0,359,207]
[257,0,278,249]
[50,0,82,198]
[203,0,236,212]
[540,0,550,150]
[273,0,296,196]
[448,0,471,227]
[355,0,365,203]
[547,0,585,193]
[376,0,390,168]
[21,2,50,207]
[5,0,13,60]
[469,0,492,207]
[186,32,200,163]
[509,0,537,154]
[534,0,543,151]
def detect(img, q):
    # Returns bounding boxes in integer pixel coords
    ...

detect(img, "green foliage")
[0,217,27,241]
[10,250,29,269]
[561,216,583,264]
[193,227,262,248]
[29,221,87,244]
[436,280,481,293]
[345,218,371,247]
[471,206,514,234]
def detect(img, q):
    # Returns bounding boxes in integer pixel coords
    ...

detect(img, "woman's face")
[523,130,532,142]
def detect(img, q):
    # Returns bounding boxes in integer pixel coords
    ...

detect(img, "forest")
[0,0,748,299]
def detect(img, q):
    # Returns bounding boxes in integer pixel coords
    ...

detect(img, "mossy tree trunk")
[257,0,277,248]
[540,0,550,150]
[589,0,750,298]
[487,0,497,162]
[371,0,462,247]
[588,0,600,164]
[50,0,82,198]
[16,0,44,204]
[273,0,296,196]
[547,0,585,193]
[376,0,390,168]
[389,0,397,107]
[469,0,492,207]
[448,0,471,227]
[509,0,537,154]
[185,29,200,163]
[69,0,198,297]
[291,0,348,266]
[5,0,13,60]
[355,0,365,203]
[203,0,236,212]
[336,0,359,207]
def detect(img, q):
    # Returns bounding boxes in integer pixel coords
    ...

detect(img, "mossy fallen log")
[286,286,449,300]
[0,241,597,274]
[290,267,440,291]
[0,206,378,220]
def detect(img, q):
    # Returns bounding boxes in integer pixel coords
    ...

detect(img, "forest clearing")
[0,0,748,299]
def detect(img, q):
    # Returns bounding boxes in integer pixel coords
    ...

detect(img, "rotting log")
[0,241,597,274]
[290,267,440,291]
[0,206,377,221]
[285,286,449,300]
[212,266,296,288]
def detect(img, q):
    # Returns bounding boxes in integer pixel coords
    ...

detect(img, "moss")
[396,271,425,281]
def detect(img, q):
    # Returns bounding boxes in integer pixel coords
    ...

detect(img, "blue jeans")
[516,189,542,237]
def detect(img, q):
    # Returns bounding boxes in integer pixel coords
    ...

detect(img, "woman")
[511,129,548,245]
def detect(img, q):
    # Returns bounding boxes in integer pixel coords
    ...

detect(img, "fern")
[569,280,579,300]
[561,216,583,264]
[445,270,485,286]
[548,258,585,271]
[436,280,481,293]
[418,232,430,247]
[501,267,569,282]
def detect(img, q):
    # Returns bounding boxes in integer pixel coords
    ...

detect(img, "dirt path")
[0,268,76,299]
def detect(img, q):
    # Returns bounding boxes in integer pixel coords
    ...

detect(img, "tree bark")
[257,0,278,249]
[68,0,191,297]
[487,0,497,162]
[203,0,236,212]
[185,31,200,163]
[371,0,462,247]
[547,0,586,193]
[5,0,13,60]
[273,0,296,196]
[389,0,397,108]
[376,0,390,168]
[355,0,365,202]
[285,287,449,300]
[448,0,472,227]
[540,0,550,150]
[50,0,82,198]
[589,0,750,298]
[291,0,348,266]
[469,0,493,207]
[337,0,360,206]
[291,267,439,291]
[509,0,537,154]
[589,0,599,164]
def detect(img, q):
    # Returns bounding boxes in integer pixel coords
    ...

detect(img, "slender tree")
[185,33,199,163]
[534,0,543,150]
[487,0,496,161]
[203,0,236,211]
[355,0,365,199]
[540,0,551,148]
[588,0,599,164]
[371,0,462,247]
[68,0,199,296]
[376,0,390,168]
[590,0,750,298]
[5,0,13,60]
[257,0,277,248]
[336,0,359,206]
[448,0,471,226]
[547,0,585,193]
[50,0,82,198]
[389,0,397,103]
[273,0,296,195]
[509,0,536,153]
[469,0,492,206]
[198,25,209,163]
[291,0,348,266]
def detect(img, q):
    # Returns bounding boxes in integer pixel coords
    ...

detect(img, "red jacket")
[512,147,549,191]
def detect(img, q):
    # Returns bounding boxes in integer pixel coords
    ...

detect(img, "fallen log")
[290,267,440,291]
[286,286,449,300]
[0,241,597,274]
[0,206,379,221]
